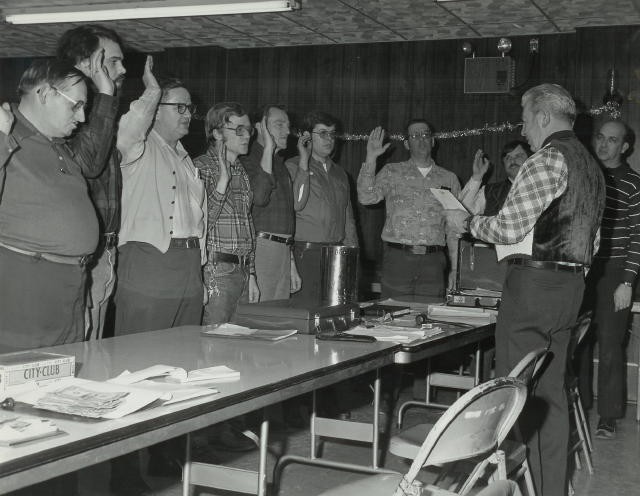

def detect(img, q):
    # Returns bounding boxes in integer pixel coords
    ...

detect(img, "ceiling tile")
[325,30,406,44]
[341,0,461,29]
[257,32,336,46]
[142,16,241,38]
[476,21,559,37]
[396,25,480,41]
[442,0,546,25]
[281,0,384,32]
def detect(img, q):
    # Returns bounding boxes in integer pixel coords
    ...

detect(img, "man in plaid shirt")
[447,83,605,496]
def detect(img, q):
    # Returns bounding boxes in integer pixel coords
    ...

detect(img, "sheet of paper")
[430,188,468,212]
[107,365,181,385]
[0,416,62,446]
[132,381,219,405]
[15,377,163,419]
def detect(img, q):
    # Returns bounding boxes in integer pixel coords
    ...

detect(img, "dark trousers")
[578,259,630,419]
[290,243,323,305]
[114,242,203,335]
[380,243,446,299]
[0,246,86,353]
[495,265,584,496]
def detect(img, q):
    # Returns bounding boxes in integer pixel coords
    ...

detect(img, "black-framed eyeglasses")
[51,86,85,113]
[313,130,338,140]
[408,132,432,140]
[221,125,255,137]
[158,102,197,115]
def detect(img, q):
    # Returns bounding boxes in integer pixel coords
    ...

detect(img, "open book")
[109,364,240,385]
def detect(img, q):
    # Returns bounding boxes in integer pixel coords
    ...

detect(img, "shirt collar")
[150,129,189,160]
[541,129,576,149]
[603,159,630,177]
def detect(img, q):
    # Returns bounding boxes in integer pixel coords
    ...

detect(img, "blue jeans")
[203,261,249,325]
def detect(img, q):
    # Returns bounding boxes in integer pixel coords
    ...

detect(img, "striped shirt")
[594,162,640,282]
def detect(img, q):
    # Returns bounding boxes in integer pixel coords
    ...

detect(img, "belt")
[387,242,444,255]
[508,258,585,274]
[257,232,294,246]
[0,241,91,266]
[104,232,118,249]
[294,241,340,250]
[212,251,250,266]
[169,237,200,249]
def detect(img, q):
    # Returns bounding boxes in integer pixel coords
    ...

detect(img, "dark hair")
[251,104,287,125]
[56,25,124,64]
[405,118,434,137]
[156,76,186,101]
[301,110,337,133]
[18,59,85,97]
[205,102,247,143]
[500,140,532,162]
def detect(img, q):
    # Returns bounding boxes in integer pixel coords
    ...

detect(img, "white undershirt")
[417,166,432,177]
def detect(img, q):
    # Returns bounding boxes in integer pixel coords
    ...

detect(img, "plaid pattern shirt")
[194,146,255,274]
[470,142,568,245]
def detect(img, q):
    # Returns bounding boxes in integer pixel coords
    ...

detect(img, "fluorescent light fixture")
[3,0,298,24]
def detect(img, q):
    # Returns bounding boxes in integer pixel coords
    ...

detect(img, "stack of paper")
[110,364,239,385]
[201,323,297,341]
[427,304,497,325]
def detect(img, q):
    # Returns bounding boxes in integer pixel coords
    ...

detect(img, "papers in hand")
[201,323,297,341]
[15,377,164,419]
[0,416,62,446]
[430,188,468,211]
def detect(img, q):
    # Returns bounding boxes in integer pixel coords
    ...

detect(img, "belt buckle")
[411,245,427,255]
[286,237,294,246]
[79,255,90,266]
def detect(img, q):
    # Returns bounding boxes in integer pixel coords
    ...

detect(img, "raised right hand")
[0,102,14,135]
[297,131,311,171]
[142,55,159,90]
[472,149,490,180]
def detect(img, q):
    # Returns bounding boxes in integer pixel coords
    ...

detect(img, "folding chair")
[390,349,548,496]
[312,377,527,496]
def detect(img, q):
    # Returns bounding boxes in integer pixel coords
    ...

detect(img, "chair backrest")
[508,348,549,386]
[394,377,527,496]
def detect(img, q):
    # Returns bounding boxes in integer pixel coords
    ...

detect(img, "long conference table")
[0,318,495,494]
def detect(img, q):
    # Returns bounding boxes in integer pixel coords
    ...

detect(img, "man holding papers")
[358,121,460,298]
[446,83,605,496]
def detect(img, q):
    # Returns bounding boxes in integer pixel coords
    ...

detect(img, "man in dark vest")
[460,140,531,215]
[446,83,605,496]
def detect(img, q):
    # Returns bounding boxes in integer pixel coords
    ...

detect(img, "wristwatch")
[623,281,633,287]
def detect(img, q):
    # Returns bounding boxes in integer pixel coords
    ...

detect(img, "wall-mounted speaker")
[464,56,515,94]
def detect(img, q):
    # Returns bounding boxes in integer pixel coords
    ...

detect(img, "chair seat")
[389,422,434,460]
[317,473,460,496]
[317,473,403,496]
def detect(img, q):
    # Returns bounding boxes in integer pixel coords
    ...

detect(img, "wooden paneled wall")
[1,25,639,261]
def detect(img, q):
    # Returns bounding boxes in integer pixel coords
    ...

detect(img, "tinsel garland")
[334,102,622,142]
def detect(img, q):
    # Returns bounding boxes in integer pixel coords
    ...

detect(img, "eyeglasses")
[51,86,85,113]
[222,125,255,137]
[408,132,432,140]
[158,102,197,115]
[313,130,338,141]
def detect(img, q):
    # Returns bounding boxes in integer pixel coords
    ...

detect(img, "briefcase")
[447,237,506,309]
[232,299,361,334]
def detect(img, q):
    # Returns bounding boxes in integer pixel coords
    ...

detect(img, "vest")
[484,179,512,216]
[531,131,605,264]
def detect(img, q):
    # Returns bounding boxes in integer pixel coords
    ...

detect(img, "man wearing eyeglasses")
[115,68,206,338]
[240,104,305,301]
[57,25,127,342]
[0,60,112,355]
[285,111,358,305]
[358,119,460,299]
[196,102,260,327]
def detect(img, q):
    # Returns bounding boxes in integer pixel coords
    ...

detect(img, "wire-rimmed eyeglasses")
[51,86,85,113]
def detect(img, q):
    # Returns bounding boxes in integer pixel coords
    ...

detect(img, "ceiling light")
[3,0,299,24]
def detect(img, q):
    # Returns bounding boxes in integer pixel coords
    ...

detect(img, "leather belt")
[104,232,118,249]
[508,258,585,274]
[0,240,91,266]
[294,241,340,250]
[212,251,249,266]
[387,242,444,255]
[257,232,294,246]
[169,237,200,249]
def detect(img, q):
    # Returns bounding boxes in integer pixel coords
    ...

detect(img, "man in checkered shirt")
[447,83,605,496]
